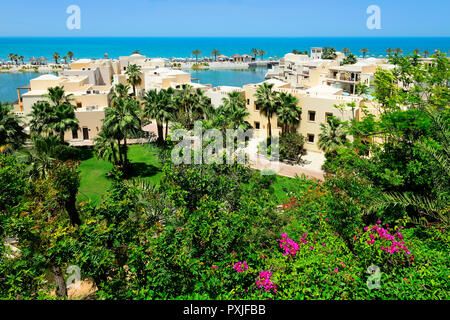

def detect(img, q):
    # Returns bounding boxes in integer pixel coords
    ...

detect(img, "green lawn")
[77,144,305,205]
[77,144,164,204]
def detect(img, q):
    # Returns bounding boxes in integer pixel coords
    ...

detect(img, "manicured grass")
[76,144,308,205]
[77,144,163,204]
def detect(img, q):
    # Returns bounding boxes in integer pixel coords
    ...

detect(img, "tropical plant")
[102,94,142,167]
[322,47,337,60]
[255,82,278,140]
[342,48,351,56]
[0,102,27,151]
[251,48,259,59]
[192,49,201,62]
[217,91,251,130]
[143,89,175,144]
[259,50,266,60]
[276,92,301,135]
[53,52,60,64]
[340,53,358,66]
[318,116,348,154]
[211,49,220,61]
[125,64,143,97]
[67,51,74,61]
[360,48,370,58]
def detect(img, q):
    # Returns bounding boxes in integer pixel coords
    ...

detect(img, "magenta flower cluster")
[364,221,413,258]
[233,261,248,273]
[278,233,300,258]
[256,271,277,293]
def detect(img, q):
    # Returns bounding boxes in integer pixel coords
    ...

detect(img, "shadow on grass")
[73,146,95,161]
[126,162,161,179]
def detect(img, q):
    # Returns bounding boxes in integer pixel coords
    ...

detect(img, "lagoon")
[0,72,53,103]
[186,67,267,88]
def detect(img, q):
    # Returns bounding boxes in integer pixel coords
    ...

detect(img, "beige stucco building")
[242,80,374,152]
[17,74,111,141]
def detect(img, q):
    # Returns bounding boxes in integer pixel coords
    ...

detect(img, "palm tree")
[19,56,24,65]
[125,64,142,97]
[255,82,278,140]
[13,54,19,65]
[62,56,68,64]
[413,49,421,56]
[386,48,394,56]
[192,49,201,62]
[219,91,251,130]
[423,50,430,58]
[251,48,259,59]
[342,48,351,56]
[395,48,403,55]
[67,51,74,62]
[94,129,119,165]
[19,135,67,180]
[53,52,60,64]
[51,103,79,142]
[318,116,348,154]
[110,83,131,101]
[360,48,369,58]
[8,53,14,64]
[276,92,301,135]
[45,86,74,106]
[0,102,27,151]
[103,96,141,166]
[259,49,266,60]
[143,89,165,144]
[30,101,56,135]
[211,49,220,61]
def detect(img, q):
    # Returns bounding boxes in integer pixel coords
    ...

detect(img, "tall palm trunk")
[132,85,136,97]
[267,117,272,140]
[117,139,123,165]
[156,121,164,144]
[52,265,67,298]
[110,142,119,165]
[66,194,81,226]
[165,120,169,141]
[123,137,129,165]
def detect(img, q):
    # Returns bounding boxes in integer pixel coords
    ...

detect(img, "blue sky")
[0,0,449,37]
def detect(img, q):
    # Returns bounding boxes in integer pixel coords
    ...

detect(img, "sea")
[1,37,449,102]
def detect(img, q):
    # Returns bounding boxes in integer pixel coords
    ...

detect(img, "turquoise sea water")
[1,37,448,103]
[1,37,449,61]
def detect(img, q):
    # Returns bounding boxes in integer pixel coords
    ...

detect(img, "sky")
[0,0,449,37]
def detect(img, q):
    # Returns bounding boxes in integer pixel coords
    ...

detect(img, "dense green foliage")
[0,53,448,300]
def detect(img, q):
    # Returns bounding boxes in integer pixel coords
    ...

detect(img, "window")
[307,134,315,143]
[325,112,333,123]
[76,102,82,108]
[255,104,260,111]
[254,122,260,129]
[247,99,250,105]
[308,111,316,122]
[72,129,78,139]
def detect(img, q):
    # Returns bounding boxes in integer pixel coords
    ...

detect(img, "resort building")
[230,54,254,63]
[205,86,244,109]
[16,74,111,141]
[326,62,376,94]
[266,52,338,89]
[61,58,121,86]
[242,80,373,152]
